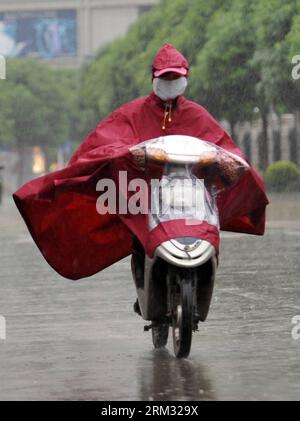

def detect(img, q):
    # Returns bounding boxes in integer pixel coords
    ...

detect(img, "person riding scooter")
[13,43,268,282]
[13,43,268,357]
[126,44,265,316]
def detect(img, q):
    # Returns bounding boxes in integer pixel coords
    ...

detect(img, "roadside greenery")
[264,160,300,191]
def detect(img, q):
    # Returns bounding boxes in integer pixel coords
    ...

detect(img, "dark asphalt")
[0,195,299,400]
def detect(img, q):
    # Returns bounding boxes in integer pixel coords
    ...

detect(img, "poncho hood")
[152,43,189,77]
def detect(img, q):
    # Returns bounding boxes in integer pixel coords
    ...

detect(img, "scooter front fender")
[155,239,216,268]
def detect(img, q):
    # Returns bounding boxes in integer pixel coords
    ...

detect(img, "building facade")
[0,0,159,67]
[233,113,300,170]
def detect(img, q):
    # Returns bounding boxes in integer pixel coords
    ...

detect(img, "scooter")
[129,135,248,358]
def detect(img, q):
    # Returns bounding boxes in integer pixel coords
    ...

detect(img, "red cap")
[152,43,189,78]
[153,67,188,77]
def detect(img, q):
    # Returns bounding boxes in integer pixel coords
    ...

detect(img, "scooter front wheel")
[172,276,193,358]
[152,323,169,348]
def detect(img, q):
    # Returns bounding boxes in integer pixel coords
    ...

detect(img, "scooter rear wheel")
[172,276,193,358]
[152,323,169,348]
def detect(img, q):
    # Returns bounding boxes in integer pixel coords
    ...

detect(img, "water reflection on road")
[0,199,300,400]
[139,349,215,401]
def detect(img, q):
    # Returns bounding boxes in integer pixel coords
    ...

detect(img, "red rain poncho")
[13,44,269,280]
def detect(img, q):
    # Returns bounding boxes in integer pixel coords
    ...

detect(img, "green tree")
[189,0,257,140]
[80,0,227,122]
[251,0,300,169]
[0,59,76,181]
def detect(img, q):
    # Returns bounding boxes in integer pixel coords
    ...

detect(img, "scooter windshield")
[148,164,219,230]
[129,135,249,230]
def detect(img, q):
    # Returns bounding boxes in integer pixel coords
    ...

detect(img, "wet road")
[0,195,299,401]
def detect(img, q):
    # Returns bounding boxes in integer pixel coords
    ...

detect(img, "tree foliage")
[0,59,85,156]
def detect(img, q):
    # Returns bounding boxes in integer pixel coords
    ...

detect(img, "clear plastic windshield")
[148,164,219,230]
[129,135,249,230]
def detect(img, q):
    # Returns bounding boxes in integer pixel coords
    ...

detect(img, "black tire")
[172,276,193,358]
[152,323,169,348]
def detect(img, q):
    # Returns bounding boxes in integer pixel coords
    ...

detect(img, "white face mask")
[153,76,188,101]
